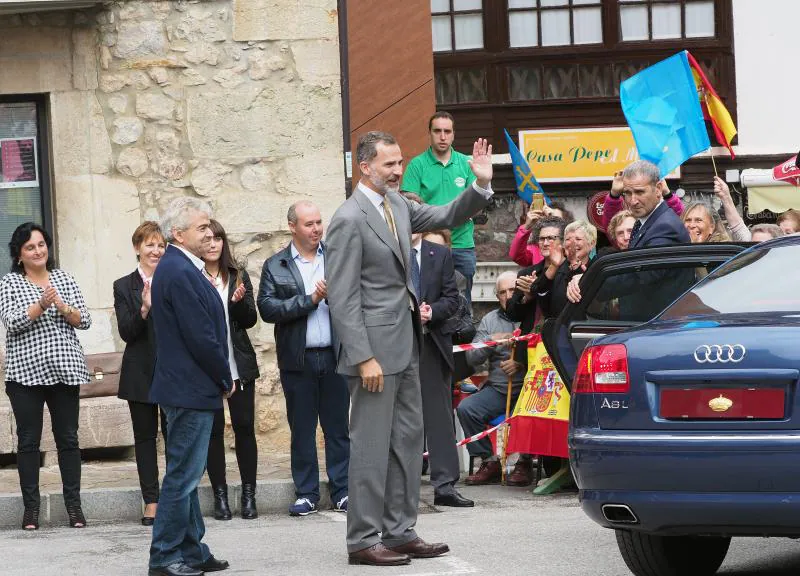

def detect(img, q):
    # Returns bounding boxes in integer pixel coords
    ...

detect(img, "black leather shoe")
[190,555,230,572]
[241,483,258,519]
[434,491,475,508]
[141,515,155,526]
[212,485,232,521]
[148,562,203,576]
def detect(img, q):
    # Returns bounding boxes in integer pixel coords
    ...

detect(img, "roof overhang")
[0,0,102,14]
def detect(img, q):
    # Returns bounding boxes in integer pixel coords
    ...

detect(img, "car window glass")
[661,245,800,319]
[583,262,705,324]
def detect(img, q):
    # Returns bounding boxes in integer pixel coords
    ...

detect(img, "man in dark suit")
[148,197,233,576]
[257,200,349,518]
[567,159,693,318]
[403,194,473,508]
[326,131,493,566]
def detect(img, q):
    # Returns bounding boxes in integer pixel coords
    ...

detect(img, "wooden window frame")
[434,0,735,152]
[432,0,486,53]
[618,0,718,43]
[507,0,604,48]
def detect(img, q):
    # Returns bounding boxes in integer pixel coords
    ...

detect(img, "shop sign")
[518,127,679,183]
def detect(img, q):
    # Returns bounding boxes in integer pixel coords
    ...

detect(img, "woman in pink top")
[508,201,573,267]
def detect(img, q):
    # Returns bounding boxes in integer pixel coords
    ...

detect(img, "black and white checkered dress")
[0,269,92,386]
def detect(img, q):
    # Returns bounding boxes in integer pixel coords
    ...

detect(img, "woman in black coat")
[201,219,260,520]
[113,221,167,526]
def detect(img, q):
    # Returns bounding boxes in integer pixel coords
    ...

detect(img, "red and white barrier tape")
[423,415,516,457]
[452,332,535,354]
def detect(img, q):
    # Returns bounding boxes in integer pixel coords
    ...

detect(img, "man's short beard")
[368,173,399,194]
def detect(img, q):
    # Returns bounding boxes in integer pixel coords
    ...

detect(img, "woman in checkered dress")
[0,222,92,530]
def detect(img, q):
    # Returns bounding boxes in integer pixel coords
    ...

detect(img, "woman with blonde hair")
[681,202,731,243]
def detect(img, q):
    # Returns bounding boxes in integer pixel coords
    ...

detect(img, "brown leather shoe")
[348,543,411,566]
[506,458,534,487]
[464,459,501,485]
[388,537,449,559]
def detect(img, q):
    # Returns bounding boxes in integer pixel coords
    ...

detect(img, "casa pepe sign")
[518,127,679,183]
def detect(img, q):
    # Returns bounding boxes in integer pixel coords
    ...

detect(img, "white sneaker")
[289,498,318,516]
[334,496,348,513]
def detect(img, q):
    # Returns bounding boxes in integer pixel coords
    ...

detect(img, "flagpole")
[501,339,516,486]
[702,91,719,178]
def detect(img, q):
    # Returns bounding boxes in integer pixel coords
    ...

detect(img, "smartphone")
[531,192,545,211]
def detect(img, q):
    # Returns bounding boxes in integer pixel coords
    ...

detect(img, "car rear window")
[660,244,800,319]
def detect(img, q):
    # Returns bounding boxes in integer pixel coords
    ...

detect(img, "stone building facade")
[0,0,345,455]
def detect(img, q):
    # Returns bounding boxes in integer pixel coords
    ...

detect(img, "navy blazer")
[149,244,232,410]
[418,239,459,372]
[629,200,691,249]
[257,242,340,371]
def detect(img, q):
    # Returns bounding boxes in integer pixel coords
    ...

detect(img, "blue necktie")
[629,219,642,247]
[410,247,421,301]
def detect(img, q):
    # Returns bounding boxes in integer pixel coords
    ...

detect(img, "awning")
[747,187,800,215]
[0,0,101,14]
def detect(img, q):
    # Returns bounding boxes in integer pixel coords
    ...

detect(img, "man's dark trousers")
[420,333,460,497]
[280,347,350,503]
[149,406,214,569]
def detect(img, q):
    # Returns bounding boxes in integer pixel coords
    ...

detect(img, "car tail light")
[574,344,630,394]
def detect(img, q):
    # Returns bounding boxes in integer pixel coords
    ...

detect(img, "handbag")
[79,352,123,398]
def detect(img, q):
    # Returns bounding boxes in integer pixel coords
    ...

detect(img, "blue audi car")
[541,238,800,576]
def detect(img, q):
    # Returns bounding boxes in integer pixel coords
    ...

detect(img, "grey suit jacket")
[326,183,490,377]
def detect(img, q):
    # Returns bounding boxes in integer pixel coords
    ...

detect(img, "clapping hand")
[231,282,246,303]
[515,273,537,302]
[468,138,493,189]
[40,285,57,309]
[141,281,152,318]
[311,280,327,305]
[567,274,583,304]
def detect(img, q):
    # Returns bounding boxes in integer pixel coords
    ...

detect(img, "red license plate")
[660,387,785,420]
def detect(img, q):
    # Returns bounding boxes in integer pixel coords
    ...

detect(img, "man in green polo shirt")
[402,111,478,307]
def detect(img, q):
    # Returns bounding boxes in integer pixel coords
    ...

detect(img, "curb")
[0,479,331,528]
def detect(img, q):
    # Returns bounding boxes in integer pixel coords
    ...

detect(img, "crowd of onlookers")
[0,111,794,540]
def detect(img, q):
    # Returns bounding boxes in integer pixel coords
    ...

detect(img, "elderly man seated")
[456,271,529,486]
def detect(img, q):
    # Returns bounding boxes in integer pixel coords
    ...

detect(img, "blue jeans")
[451,248,476,309]
[149,406,214,569]
[280,348,350,503]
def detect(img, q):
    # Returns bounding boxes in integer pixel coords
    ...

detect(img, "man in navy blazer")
[568,159,693,320]
[148,197,233,576]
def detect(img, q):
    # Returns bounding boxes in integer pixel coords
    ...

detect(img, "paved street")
[2,484,800,576]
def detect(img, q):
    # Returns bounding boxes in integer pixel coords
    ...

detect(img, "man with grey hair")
[148,197,233,576]
[326,130,494,566]
[456,270,523,486]
[567,159,692,319]
[257,200,349,518]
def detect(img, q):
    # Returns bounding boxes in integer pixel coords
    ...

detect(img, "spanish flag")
[686,51,737,158]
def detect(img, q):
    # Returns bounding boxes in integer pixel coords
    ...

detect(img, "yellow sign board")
[519,127,679,182]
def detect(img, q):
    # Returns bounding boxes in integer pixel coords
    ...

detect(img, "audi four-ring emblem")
[693,344,746,363]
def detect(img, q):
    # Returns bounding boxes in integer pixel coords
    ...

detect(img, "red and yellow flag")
[686,51,737,158]
[506,335,569,458]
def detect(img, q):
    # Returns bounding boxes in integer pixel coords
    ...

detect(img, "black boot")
[241,483,258,520]
[213,485,232,520]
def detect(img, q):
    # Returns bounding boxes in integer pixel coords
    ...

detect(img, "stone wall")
[0,0,345,453]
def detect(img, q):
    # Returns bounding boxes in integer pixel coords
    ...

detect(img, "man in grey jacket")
[326,131,493,566]
[456,271,524,486]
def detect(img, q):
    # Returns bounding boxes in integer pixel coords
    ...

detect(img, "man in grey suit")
[326,131,493,566]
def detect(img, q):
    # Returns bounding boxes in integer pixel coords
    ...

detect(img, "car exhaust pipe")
[602,504,639,524]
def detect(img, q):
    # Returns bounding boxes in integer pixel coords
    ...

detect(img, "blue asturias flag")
[504,129,549,205]
[620,51,710,177]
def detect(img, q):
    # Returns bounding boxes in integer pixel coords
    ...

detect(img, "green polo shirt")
[402,147,476,249]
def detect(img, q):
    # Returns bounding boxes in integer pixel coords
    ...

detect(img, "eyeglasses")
[538,235,562,243]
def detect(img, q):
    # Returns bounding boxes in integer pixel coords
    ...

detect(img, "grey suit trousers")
[346,340,423,553]
[420,334,460,497]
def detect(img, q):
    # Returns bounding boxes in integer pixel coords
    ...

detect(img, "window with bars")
[508,0,603,48]
[619,0,715,41]
[0,99,49,274]
[431,0,484,52]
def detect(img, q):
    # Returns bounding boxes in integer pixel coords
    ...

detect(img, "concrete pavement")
[2,484,800,575]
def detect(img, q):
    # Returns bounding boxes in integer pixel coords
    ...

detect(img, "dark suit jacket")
[224,267,260,382]
[113,270,156,404]
[257,242,340,371]
[418,239,459,372]
[600,201,694,320]
[149,244,232,410]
